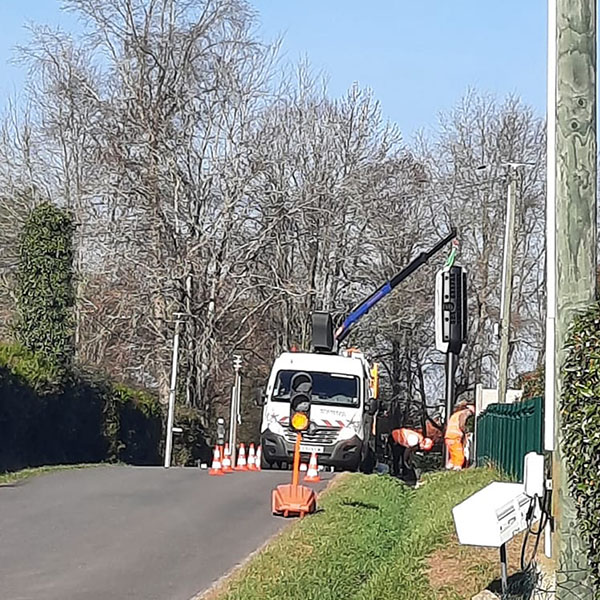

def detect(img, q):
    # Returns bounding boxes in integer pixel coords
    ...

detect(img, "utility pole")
[553,0,596,596]
[497,168,518,404]
[164,315,184,468]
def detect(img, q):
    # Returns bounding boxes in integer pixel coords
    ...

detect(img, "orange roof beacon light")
[272,372,317,518]
[370,363,379,400]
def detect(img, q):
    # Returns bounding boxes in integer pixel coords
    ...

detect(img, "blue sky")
[0,1,547,138]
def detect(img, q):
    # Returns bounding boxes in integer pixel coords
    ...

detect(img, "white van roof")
[271,352,368,378]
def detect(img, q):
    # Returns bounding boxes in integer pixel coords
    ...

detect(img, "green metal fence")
[475,396,543,481]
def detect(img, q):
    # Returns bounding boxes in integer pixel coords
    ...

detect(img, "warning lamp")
[291,412,309,432]
[289,372,312,433]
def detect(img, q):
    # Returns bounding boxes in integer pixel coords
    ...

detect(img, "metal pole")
[545,0,557,454]
[228,384,237,466]
[185,274,193,408]
[497,169,517,404]
[544,0,557,560]
[228,355,242,465]
[164,319,182,468]
[443,351,456,467]
[500,543,508,595]
[235,359,242,426]
[292,433,302,488]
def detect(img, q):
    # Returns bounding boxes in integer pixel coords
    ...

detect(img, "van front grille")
[284,427,340,446]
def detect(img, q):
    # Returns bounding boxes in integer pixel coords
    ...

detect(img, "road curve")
[0,465,332,600]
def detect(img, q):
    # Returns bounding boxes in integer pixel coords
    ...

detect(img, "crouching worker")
[390,427,434,486]
[445,402,475,470]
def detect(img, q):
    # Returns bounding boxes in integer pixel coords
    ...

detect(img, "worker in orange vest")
[445,402,475,470]
[390,427,434,485]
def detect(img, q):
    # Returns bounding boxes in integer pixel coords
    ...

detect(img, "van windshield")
[272,370,360,407]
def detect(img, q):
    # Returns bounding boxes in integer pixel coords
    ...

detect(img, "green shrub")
[172,404,211,466]
[0,350,105,471]
[562,302,600,590]
[103,383,162,465]
[519,366,544,400]
[15,203,75,380]
[0,342,62,394]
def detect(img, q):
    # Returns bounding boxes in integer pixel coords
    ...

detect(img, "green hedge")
[562,303,600,590]
[0,342,208,472]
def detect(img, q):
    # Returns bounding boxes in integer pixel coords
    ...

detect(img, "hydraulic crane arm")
[335,228,457,344]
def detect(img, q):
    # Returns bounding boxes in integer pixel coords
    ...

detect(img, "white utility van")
[259,349,378,472]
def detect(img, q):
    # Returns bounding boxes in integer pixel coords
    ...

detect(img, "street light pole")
[228,355,242,466]
[164,316,184,468]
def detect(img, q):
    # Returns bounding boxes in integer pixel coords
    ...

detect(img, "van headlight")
[338,422,360,441]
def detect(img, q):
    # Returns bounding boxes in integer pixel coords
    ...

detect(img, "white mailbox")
[452,481,535,548]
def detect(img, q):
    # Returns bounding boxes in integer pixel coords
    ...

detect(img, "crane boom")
[335,228,457,343]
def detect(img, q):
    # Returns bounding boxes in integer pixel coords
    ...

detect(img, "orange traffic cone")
[209,446,224,476]
[256,446,262,471]
[304,452,320,483]
[235,443,248,471]
[247,443,258,471]
[222,443,233,473]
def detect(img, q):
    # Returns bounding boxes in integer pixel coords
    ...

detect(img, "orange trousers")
[445,436,465,470]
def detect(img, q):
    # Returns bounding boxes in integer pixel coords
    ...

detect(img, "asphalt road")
[0,465,333,600]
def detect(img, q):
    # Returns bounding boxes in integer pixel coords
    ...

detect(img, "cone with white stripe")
[304,452,320,483]
[234,443,248,471]
[247,443,258,471]
[222,443,233,473]
[209,445,224,476]
[255,446,262,471]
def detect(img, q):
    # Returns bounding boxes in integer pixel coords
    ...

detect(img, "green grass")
[0,463,100,485]
[210,468,499,600]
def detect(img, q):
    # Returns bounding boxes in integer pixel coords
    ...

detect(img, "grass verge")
[207,468,499,600]
[0,463,100,485]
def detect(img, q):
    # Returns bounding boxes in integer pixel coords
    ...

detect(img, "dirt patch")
[427,538,497,598]
[427,532,549,599]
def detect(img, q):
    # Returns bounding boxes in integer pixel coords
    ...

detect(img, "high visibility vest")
[391,428,423,448]
[446,408,470,440]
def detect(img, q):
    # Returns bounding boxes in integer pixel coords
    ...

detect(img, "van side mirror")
[254,388,267,407]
